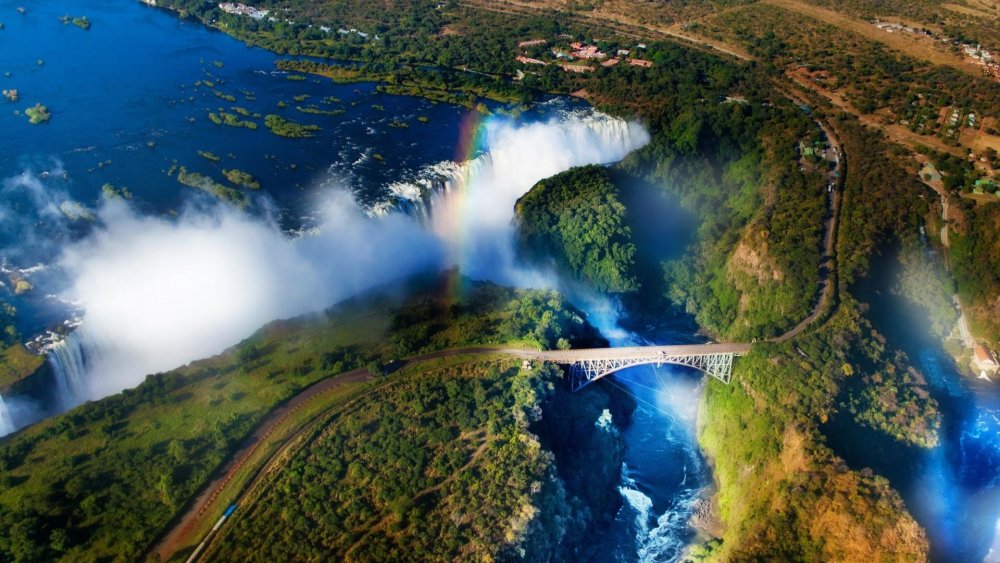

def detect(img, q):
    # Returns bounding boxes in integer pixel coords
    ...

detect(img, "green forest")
[516,165,639,293]
[209,360,627,561]
[0,1,985,561]
[950,201,1000,343]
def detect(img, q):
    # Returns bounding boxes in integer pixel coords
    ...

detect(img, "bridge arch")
[566,352,740,391]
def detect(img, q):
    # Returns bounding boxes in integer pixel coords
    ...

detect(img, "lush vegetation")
[208,110,258,130]
[0,301,20,350]
[604,48,827,340]
[0,344,43,393]
[696,110,942,558]
[58,15,90,31]
[516,165,639,293]
[175,166,248,208]
[700,326,930,561]
[100,183,132,200]
[700,4,1000,140]
[222,168,260,190]
[24,104,50,124]
[263,114,321,138]
[276,59,526,108]
[897,244,957,339]
[210,359,627,561]
[22,1,983,560]
[950,201,1000,344]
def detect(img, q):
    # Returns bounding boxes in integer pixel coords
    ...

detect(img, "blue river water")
[584,362,709,562]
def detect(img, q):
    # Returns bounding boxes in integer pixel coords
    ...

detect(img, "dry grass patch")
[763,0,980,74]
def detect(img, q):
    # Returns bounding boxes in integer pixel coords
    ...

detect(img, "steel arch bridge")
[516,343,752,391]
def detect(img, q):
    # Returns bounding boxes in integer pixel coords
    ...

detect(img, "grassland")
[0,345,44,392]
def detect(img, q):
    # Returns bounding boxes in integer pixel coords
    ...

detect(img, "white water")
[385,109,650,284]
[0,394,15,436]
[47,329,97,409]
[576,294,707,562]
[22,106,705,558]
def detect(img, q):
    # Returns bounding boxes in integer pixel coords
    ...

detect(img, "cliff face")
[0,345,46,396]
[520,380,633,561]
[696,324,931,562]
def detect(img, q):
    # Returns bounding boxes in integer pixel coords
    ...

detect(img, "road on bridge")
[509,342,753,363]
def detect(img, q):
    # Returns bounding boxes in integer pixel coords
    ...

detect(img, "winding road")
[773,111,845,343]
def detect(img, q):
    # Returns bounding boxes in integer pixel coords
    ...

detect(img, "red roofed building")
[973,344,999,374]
[516,56,547,66]
[628,59,653,68]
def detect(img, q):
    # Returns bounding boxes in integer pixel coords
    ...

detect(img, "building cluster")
[218,3,269,20]
[337,27,369,38]
[873,21,930,36]
[515,37,653,73]
[570,42,606,59]
[963,44,1000,82]
[872,20,999,83]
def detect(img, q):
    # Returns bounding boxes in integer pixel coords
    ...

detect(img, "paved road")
[771,106,845,343]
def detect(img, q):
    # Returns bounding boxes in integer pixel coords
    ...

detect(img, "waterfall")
[380,109,649,282]
[46,329,96,408]
[0,394,14,436]
[385,109,649,221]
[26,107,650,434]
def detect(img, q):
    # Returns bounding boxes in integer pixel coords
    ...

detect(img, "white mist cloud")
[46,109,650,407]
[59,193,441,400]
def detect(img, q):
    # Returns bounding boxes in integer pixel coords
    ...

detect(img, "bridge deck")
[513,343,752,363]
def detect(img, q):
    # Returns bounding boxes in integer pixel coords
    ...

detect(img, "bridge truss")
[567,351,743,391]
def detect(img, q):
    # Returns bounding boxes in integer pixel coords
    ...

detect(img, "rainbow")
[438,110,493,299]
[455,109,489,163]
